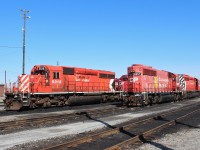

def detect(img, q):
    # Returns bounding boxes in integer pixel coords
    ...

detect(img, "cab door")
[128,72,141,92]
[171,74,177,91]
[52,70,63,92]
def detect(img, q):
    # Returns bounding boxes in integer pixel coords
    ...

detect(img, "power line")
[0,50,19,56]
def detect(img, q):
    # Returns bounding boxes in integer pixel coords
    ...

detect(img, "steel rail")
[0,107,125,132]
[105,108,200,150]
[43,103,200,150]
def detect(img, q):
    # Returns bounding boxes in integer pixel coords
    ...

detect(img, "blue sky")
[0,0,200,83]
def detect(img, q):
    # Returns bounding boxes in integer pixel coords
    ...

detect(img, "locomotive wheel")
[123,97,129,105]
[110,95,115,102]
[102,95,108,103]
[30,102,37,108]
[179,94,184,101]
[176,94,180,101]
[138,99,144,107]
[147,96,153,106]
[144,98,151,106]
[57,101,64,106]
[129,96,135,106]
[43,102,47,107]
[47,101,51,107]
[146,99,150,106]
[154,96,160,104]
[43,101,51,108]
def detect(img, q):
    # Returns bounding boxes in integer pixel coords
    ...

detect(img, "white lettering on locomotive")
[130,77,138,82]
[52,80,62,84]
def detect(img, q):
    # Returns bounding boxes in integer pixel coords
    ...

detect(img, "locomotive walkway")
[0,98,200,149]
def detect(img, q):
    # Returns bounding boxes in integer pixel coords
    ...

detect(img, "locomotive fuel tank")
[66,96,103,105]
[158,93,175,103]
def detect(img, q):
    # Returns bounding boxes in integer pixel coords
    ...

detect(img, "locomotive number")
[52,80,62,84]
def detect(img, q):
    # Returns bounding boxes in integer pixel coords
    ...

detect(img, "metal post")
[4,70,6,94]
[21,9,30,75]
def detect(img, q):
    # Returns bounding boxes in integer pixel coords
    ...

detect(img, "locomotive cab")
[128,64,143,93]
[31,65,50,85]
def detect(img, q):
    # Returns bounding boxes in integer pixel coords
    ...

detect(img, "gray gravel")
[136,126,200,150]
[1,98,200,149]
[0,112,152,149]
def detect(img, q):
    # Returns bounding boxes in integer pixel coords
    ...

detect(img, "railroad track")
[0,106,125,133]
[106,108,200,150]
[43,103,200,150]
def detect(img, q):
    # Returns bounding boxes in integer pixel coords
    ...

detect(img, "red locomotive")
[4,65,119,110]
[125,64,200,106]
[199,79,200,91]
[4,64,200,110]
[177,74,200,99]
[115,75,128,92]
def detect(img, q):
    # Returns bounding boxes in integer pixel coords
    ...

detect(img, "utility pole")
[5,70,6,94]
[21,9,30,75]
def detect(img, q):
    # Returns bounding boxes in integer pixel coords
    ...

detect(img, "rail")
[0,106,125,134]
[106,108,200,150]
[43,102,200,150]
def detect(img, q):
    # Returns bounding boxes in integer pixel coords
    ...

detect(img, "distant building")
[0,84,4,97]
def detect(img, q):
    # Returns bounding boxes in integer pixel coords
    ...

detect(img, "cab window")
[53,72,60,79]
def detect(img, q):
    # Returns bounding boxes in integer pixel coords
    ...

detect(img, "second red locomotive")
[125,64,200,106]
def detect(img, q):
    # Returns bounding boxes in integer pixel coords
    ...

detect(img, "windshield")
[31,65,49,78]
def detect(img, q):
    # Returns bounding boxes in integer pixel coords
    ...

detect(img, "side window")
[53,72,60,79]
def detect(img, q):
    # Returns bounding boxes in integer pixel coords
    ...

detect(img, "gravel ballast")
[1,98,200,149]
[136,126,200,150]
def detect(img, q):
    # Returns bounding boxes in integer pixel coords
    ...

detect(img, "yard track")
[0,106,125,134]
[43,102,200,150]
[106,108,200,150]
